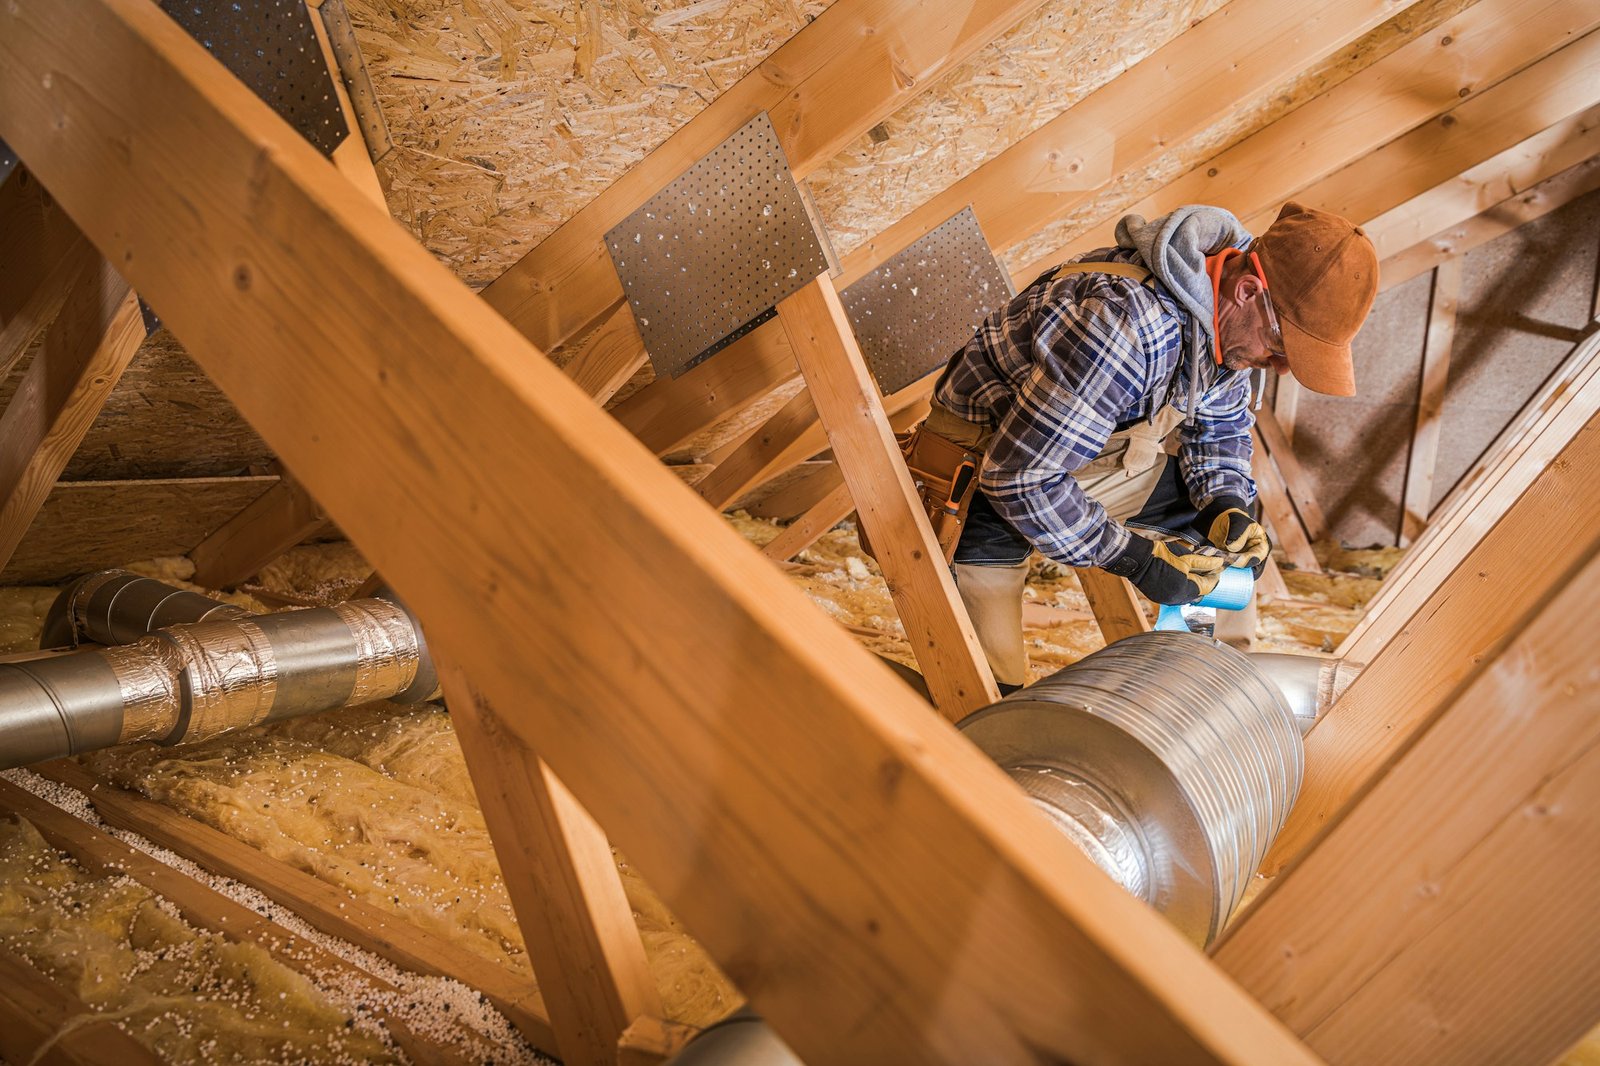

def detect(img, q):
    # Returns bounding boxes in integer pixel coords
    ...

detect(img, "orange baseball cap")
[1253,202,1379,396]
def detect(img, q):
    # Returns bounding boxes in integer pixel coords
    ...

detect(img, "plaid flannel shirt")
[933,247,1257,567]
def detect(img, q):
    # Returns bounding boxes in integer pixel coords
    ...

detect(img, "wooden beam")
[0,177,98,381]
[3,475,278,585]
[1234,27,1600,237]
[564,303,651,407]
[695,387,820,511]
[777,277,999,719]
[441,665,662,1066]
[1398,257,1461,545]
[761,479,855,563]
[1364,103,1600,262]
[614,0,1410,476]
[1253,407,1328,545]
[1216,540,1600,1066]
[611,324,799,456]
[0,946,164,1066]
[1380,151,1600,292]
[747,462,844,521]
[0,778,475,1066]
[1249,433,1320,572]
[32,760,558,1054]
[1076,568,1151,644]
[188,470,328,588]
[478,0,1052,353]
[1259,411,1600,875]
[1338,329,1600,662]
[1029,0,1600,274]
[840,0,1414,286]
[0,262,142,573]
[0,6,1322,1060]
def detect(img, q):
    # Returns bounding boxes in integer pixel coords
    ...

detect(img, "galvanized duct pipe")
[0,571,439,770]
[1247,650,1364,733]
[959,631,1303,946]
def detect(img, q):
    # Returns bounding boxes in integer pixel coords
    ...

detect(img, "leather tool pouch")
[860,423,982,565]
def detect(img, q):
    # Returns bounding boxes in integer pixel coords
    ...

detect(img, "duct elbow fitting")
[1245,652,1364,733]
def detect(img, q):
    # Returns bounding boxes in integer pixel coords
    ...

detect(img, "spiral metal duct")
[0,571,439,770]
[958,631,1303,945]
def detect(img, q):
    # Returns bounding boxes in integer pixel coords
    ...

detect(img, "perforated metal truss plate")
[841,207,1015,396]
[160,0,348,157]
[605,113,832,379]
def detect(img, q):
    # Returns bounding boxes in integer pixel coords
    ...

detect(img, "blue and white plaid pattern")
[934,247,1256,567]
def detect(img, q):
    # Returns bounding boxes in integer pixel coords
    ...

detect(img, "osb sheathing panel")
[1293,271,1431,549]
[806,0,1228,260]
[1001,0,1480,274]
[0,330,273,481]
[349,0,834,289]
[1431,185,1600,507]
[1,478,278,585]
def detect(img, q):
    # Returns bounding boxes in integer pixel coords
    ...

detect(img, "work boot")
[953,560,1030,691]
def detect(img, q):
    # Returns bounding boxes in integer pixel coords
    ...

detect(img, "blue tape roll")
[1152,566,1255,632]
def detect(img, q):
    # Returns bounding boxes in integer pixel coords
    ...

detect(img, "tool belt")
[860,422,982,565]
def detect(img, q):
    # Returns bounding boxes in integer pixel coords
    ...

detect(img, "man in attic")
[919,202,1378,692]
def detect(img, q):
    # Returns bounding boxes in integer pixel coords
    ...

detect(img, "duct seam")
[333,599,421,705]
[165,619,280,742]
[104,638,185,743]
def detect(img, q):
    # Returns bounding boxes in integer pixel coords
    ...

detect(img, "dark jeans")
[953,459,1201,567]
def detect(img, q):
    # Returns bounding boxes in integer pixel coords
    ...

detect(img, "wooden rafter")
[1364,104,1600,262]
[0,170,99,382]
[478,0,1053,354]
[1380,151,1600,291]
[1035,0,1600,271]
[0,4,1319,1061]
[1216,541,1600,1066]
[0,260,144,573]
[1259,411,1600,875]
[1398,257,1461,545]
[188,468,328,588]
[841,0,1416,284]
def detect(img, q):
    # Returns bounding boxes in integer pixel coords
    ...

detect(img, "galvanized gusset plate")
[605,113,833,379]
[159,0,348,157]
[841,207,1015,396]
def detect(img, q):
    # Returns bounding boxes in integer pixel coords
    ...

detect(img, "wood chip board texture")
[348,0,835,289]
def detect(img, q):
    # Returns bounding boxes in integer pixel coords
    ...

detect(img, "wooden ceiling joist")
[1216,535,1600,1066]
[479,0,1054,354]
[0,1,1321,1061]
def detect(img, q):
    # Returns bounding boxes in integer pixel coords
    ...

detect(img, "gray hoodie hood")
[1115,206,1253,338]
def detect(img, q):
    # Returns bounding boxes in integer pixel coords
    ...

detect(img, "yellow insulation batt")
[0,814,398,1063]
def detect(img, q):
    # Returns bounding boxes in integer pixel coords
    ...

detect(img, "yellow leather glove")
[1197,496,1271,577]
[1102,534,1227,605]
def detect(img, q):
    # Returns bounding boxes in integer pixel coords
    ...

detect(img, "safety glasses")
[1249,250,1287,359]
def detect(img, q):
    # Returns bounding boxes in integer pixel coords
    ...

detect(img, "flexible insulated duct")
[0,571,439,770]
[959,631,1303,946]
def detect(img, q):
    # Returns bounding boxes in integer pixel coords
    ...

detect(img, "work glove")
[1196,495,1271,578]
[1101,533,1227,606]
